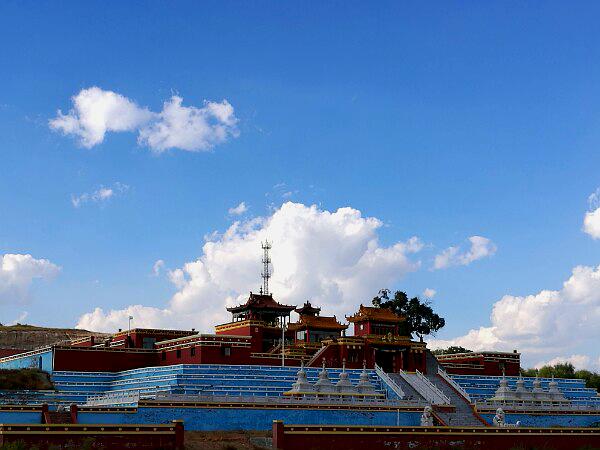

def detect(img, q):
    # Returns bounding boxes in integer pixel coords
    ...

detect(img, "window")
[142,337,156,349]
[222,346,231,356]
[176,349,181,358]
[190,346,196,357]
[296,330,306,341]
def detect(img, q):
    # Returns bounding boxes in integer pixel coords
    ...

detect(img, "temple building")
[288,301,348,347]
[346,305,426,372]
[215,292,295,353]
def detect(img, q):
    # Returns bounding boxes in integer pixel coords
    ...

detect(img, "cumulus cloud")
[228,202,248,216]
[0,254,61,303]
[71,182,129,208]
[50,87,238,153]
[433,236,496,270]
[49,87,152,147]
[429,264,600,366]
[583,189,600,239]
[422,288,436,299]
[77,202,423,332]
[534,354,597,371]
[77,305,174,332]
[138,96,238,152]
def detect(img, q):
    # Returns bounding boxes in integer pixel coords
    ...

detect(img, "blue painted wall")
[480,413,600,428]
[0,350,53,373]
[0,411,41,423]
[78,407,420,430]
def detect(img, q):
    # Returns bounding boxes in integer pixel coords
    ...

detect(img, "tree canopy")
[432,346,472,356]
[371,289,445,341]
[521,362,600,393]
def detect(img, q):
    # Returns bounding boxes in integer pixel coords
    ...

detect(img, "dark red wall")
[439,354,520,376]
[54,348,159,372]
[273,422,600,450]
[0,422,183,450]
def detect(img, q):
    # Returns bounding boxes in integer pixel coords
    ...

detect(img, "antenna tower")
[261,240,272,295]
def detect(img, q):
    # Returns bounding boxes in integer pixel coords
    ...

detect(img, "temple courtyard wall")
[0,404,420,431]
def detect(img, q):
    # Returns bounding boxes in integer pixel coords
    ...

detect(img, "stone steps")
[425,351,486,427]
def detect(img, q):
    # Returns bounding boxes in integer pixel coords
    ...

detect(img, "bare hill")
[0,324,108,350]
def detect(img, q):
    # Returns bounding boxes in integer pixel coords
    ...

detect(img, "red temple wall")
[53,348,159,372]
[272,422,600,450]
[438,354,520,376]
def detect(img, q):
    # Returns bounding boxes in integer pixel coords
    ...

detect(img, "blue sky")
[1,2,599,368]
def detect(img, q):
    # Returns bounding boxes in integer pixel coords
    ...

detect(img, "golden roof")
[346,304,405,324]
[287,315,348,331]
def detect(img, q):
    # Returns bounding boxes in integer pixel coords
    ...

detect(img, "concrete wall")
[78,407,420,431]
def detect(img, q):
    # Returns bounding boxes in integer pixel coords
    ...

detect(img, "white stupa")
[356,360,377,394]
[314,360,336,393]
[287,360,315,394]
[492,373,516,401]
[531,376,549,401]
[547,376,567,402]
[336,359,357,393]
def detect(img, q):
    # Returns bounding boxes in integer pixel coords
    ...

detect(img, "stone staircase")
[388,373,426,403]
[425,351,486,427]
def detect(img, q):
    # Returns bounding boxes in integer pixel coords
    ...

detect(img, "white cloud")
[228,202,248,216]
[429,264,600,366]
[534,354,596,371]
[423,288,436,299]
[583,189,600,239]
[77,305,174,332]
[71,182,129,208]
[138,96,238,152]
[583,209,600,239]
[49,87,153,147]
[77,202,423,332]
[0,254,61,303]
[50,87,238,153]
[152,259,165,277]
[433,236,497,270]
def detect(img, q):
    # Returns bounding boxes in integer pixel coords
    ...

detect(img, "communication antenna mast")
[261,240,272,295]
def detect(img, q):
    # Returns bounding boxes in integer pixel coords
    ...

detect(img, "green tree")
[537,363,576,379]
[432,346,472,356]
[372,289,445,341]
[520,363,600,393]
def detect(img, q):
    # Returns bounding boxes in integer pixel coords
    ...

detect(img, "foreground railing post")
[173,420,184,450]
[70,404,78,424]
[272,420,285,449]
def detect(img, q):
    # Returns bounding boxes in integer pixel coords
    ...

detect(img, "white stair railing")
[415,370,451,404]
[398,369,449,405]
[374,364,405,399]
[438,367,471,403]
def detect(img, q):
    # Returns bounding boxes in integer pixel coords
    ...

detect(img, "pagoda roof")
[226,292,296,314]
[295,301,321,316]
[288,315,348,331]
[346,304,405,324]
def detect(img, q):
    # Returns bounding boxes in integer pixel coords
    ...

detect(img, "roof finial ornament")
[261,240,272,295]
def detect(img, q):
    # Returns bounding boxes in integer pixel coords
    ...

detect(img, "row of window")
[160,346,232,360]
